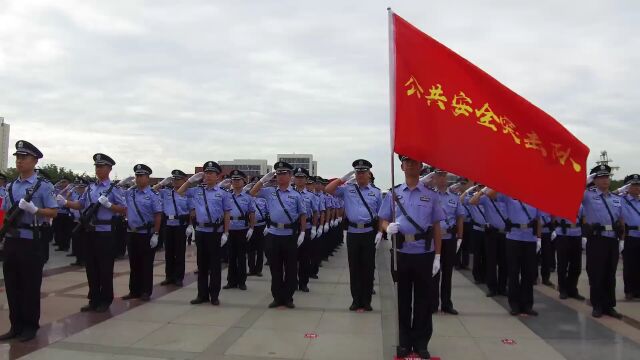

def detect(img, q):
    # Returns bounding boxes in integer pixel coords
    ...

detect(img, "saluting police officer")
[178,161,231,306]
[292,167,319,293]
[582,164,624,319]
[0,141,58,342]
[379,155,443,360]
[250,161,306,309]
[154,170,192,287]
[326,159,382,311]
[460,183,488,285]
[307,176,326,280]
[53,177,73,252]
[248,176,269,277]
[224,169,255,290]
[121,164,162,301]
[59,153,127,313]
[538,211,556,287]
[68,177,89,267]
[621,174,640,300]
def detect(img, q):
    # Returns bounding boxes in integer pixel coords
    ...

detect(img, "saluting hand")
[259,171,276,184]
[188,172,204,184]
[340,170,355,183]
[159,176,172,186]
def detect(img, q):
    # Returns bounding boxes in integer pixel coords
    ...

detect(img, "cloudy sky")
[1,0,638,188]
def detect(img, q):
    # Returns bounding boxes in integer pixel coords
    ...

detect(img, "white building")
[276,154,317,176]
[218,159,272,179]
[0,117,9,171]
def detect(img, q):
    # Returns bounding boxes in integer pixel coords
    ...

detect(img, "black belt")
[509,222,534,230]
[348,220,376,229]
[268,220,295,229]
[197,221,222,228]
[486,226,505,234]
[230,216,247,221]
[130,223,153,232]
[627,225,639,231]
[93,219,112,225]
[397,232,429,242]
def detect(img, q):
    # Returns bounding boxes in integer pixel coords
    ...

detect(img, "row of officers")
[1,141,639,360]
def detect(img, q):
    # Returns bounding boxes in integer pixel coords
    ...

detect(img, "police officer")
[224,169,255,290]
[154,170,192,287]
[293,167,319,293]
[68,177,89,266]
[553,208,585,300]
[454,177,472,270]
[538,211,556,287]
[379,155,443,359]
[308,176,326,280]
[122,164,162,301]
[0,141,58,342]
[431,169,464,315]
[479,188,541,316]
[178,161,231,306]
[621,174,640,300]
[326,159,382,311]
[53,177,73,252]
[59,153,127,313]
[582,164,624,319]
[250,161,306,309]
[460,184,488,285]
[248,176,268,277]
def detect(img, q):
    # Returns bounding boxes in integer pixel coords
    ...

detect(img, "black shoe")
[559,292,568,299]
[95,304,110,313]
[122,293,139,300]
[498,290,508,296]
[349,303,359,311]
[570,293,586,301]
[363,304,373,312]
[70,262,83,266]
[542,279,555,288]
[66,253,76,257]
[55,247,67,252]
[223,284,237,290]
[80,304,96,312]
[256,272,263,277]
[284,302,295,309]
[625,293,634,301]
[486,291,497,297]
[299,286,309,292]
[396,346,410,358]
[605,308,623,319]
[175,280,183,287]
[190,297,208,305]
[18,330,36,342]
[211,299,220,306]
[417,348,431,359]
[309,274,318,279]
[247,272,255,277]
[268,300,280,308]
[372,289,376,295]
[592,308,603,318]
[510,309,520,316]
[442,307,459,315]
[0,330,19,341]
[160,279,173,286]
[238,284,247,291]
[140,294,151,301]
[522,309,538,316]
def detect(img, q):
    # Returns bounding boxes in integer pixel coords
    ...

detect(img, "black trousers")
[53,213,73,249]
[248,225,266,274]
[310,231,325,276]
[265,233,298,304]
[346,231,376,307]
[127,233,156,296]
[397,252,434,351]
[298,229,313,289]
[506,239,537,312]
[227,229,248,286]
[71,225,86,264]
[586,235,620,310]
[432,237,457,311]
[85,231,116,306]
[485,229,507,293]
[456,222,471,268]
[40,225,53,263]
[623,237,640,296]
[3,237,45,334]
[539,232,555,281]
[195,231,222,301]
[471,228,486,283]
[555,235,582,296]
[164,225,187,281]
[113,217,127,257]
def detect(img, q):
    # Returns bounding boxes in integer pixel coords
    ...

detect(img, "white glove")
[481,187,492,194]
[456,238,462,252]
[56,194,67,207]
[188,172,204,184]
[246,228,254,241]
[340,170,356,183]
[297,232,305,247]
[310,226,317,239]
[619,240,625,254]
[536,237,542,253]
[323,223,330,233]
[150,233,159,248]
[19,199,39,214]
[316,226,323,238]
[614,184,631,195]
[59,183,73,194]
[242,183,254,192]
[159,176,172,186]
[419,172,435,185]
[219,179,231,189]
[98,195,112,208]
[432,254,441,277]
[386,222,400,235]
[259,171,276,184]
[551,231,557,241]
[221,232,229,247]
[586,173,596,185]
[582,237,587,250]
[345,177,357,185]
[330,219,337,228]
[337,217,343,223]
[375,231,383,248]
[185,224,194,238]
[263,226,269,236]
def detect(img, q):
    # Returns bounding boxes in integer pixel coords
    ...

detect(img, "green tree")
[3,164,88,184]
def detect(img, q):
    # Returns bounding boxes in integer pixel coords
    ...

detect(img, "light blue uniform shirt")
[2,173,58,239]
[186,185,232,233]
[496,194,539,242]
[378,183,445,254]
[581,189,623,239]
[478,195,507,231]
[160,188,191,227]
[436,190,465,240]
[298,189,319,230]
[335,183,382,233]
[621,195,640,238]
[69,190,83,221]
[314,192,326,212]
[254,196,268,225]
[229,191,255,230]
[124,186,163,233]
[462,193,487,230]
[257,186,306,236]
[77,179,125,232]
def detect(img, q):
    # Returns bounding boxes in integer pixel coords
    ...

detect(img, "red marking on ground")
[356,309,365,313]
[394,356,440,360]
[501,338,517,345]
[304,332,319,339]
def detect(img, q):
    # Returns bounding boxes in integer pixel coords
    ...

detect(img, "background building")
[219,159,272,179]
[0,117,9,171]
[277,153,317,176]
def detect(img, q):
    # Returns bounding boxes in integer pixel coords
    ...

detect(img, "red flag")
[390,11,589,219]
